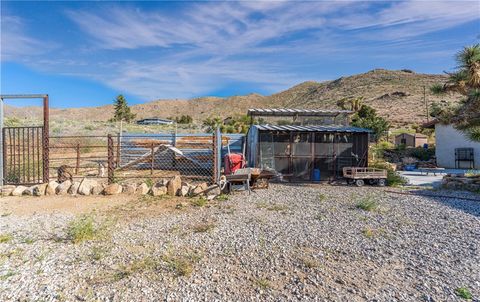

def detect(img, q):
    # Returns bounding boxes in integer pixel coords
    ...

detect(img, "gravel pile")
[1,184,479,301]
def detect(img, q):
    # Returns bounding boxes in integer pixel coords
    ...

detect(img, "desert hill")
[5,69,460,127]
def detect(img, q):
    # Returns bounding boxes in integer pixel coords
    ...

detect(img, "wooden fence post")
[75,143,80,175]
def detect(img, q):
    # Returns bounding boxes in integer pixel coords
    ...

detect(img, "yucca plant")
[431,44,480,141]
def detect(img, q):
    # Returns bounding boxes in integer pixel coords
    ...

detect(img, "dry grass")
[192,222,216,233]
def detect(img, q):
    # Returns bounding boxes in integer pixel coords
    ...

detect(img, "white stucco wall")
[435,124,480,169]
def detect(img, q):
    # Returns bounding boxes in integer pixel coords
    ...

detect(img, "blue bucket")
[312,169,321,181]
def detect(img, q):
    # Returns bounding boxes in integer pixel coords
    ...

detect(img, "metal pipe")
[0,98,3,185]
[0,94,48,99]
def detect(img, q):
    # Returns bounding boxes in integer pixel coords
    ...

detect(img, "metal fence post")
[116,133,121,167]
[150,142,154,175]
[107,134,114,184]
[212,130,217,184]
[42,95,49,183]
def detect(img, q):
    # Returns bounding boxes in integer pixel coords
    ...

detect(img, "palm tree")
[432,44,480,141]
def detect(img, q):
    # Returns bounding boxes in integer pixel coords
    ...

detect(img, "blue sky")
[1,1,479,108]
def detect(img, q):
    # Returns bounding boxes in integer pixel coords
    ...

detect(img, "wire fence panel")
[116,134,216,184]
[48,135,109,182]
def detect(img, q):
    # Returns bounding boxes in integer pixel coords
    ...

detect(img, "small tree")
[175,115,193,124]
[351,105,390,142]
[112,95,136,123]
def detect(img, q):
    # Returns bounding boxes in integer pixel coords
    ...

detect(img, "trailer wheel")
[355,179,364,187]
[378,179,386,187]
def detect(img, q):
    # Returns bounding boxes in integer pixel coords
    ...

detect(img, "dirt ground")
[1,185,479,301]
[0,193,187,218]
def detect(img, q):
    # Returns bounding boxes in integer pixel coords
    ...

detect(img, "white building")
[429,123,480,169]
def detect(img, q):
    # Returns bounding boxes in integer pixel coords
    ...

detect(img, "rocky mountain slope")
[5,69,460,127]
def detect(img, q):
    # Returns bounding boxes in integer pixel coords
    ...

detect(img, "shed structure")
[394,133,428,148]
[246,124,371,181]
[136,118,174,125]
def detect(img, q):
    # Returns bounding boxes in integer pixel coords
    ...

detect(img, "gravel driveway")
[1,184,479,301]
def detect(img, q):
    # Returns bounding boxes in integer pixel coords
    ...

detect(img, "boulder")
[123,183,137,195]
[46,181,59,195]
[104,183,122,195]
[56,180,72,195]
[91,183,104,195]
[78,178,98,196]
[198,182,208,191]
[24,186,35,196]
[136,183,150,195]
[180,184,190,197]
[68,181,81,195]
[207,194,216,201]
[151,182,167,196]
[1,185,16,196]
[11,186,27,196]
[190,185,204,196]
[207,186,221,196]
[167,175,182,196]
[33,183,48,196]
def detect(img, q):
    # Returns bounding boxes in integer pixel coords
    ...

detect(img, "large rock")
[190,185,204,196]
[33,183,48,196]
[46,181,59,195]
[24,186,35,196]
[56,180,72,195]
[136,183,150,195]
[11,186,27,196]
[68,181,81,195]
[123,183,137,195]
[180,184,190,197]
[151,182,167,196]
[78,178,98,196]
[1,185,16,196]
[167,175,182,196]
[104,183,122,195]
[91,183,104,195]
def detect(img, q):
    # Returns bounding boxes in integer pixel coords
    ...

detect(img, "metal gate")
[2,127,45,185]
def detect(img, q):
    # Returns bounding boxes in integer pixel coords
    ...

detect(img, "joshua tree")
[431,44,480,141]
[336,96,364,112]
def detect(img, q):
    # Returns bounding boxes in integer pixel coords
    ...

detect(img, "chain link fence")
[112,133,218,184]
[46,132,227,185]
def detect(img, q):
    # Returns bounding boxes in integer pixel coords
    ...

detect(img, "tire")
[355,179,364,187]
[378,179,386,187]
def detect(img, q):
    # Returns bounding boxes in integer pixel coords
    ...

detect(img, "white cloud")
[0,15,50,60]
[3,1,478,101]
[93,57,303,100]
[336,0,480,39]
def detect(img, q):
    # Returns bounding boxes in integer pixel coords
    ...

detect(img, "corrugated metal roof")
[253,124,372,133]
[247,108,353,116]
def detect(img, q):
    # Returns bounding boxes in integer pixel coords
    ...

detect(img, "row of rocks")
[442,175,480,192]
[0,175,216,197]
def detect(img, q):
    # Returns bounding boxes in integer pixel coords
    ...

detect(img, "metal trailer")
[342,167,387,187]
